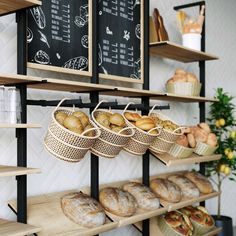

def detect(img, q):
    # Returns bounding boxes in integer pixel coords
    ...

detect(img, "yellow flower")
[224,148,230,155]
[224,166,231,176]
[227,151,234,160]
[219,118,226,126]
[230,131,236,139]
[219,164,226,173]
[215,120,220,128]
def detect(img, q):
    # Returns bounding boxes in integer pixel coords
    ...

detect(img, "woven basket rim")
[53,108,101,139]
[149,147,166,154]
[90,148,116,158]
[196,141,219,149]
[92,109,135,137]
[123,147,144,156]
[130,136,152,145]
[156,136,175,144]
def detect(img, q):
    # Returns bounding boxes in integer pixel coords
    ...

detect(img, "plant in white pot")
[206,88,236,236]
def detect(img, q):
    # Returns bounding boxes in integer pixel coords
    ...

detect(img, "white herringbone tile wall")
[0,1,235,235]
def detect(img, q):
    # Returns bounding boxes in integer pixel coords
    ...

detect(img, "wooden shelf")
[150,152,221,167]
[0,124,41,128]
[0,218,41,236]
[0,0,41,16]
[0,165,41,177]
[150,41,218,63]
[0,74,217,103]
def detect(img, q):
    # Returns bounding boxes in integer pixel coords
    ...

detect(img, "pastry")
[173,74,187,82]
[96,113,110,129]
[186,73,198,83]
[111,125,123,133]
[168,175,200,199]
[187,133,196,148]
[109,113,125,127]
[135,117,155,131]
[55,111,68,126]
[158,211,193,236]
[72,111,89,128]
[123,182,160,210]
[83,124,94,137]
[206,133,218,147]
[176,135,189,147]
[183,127,191,134]
[61,192,106,228]
[175,68,186,76]
[184,172,213,194]
[198,123,211,134]
[63,115,84,134]
[124,112,141,122]
[194,128,208,143]
[99,187,137,217]
[150,178,182,203]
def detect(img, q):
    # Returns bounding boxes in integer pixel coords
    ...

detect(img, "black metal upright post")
[142,0,150,235]
[16,9,27,223]
[90,0,99,203]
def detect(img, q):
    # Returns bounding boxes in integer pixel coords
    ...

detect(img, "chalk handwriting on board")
[34,50,50,65]
[98,43,108,74]
[30,7,46,29]
[81,35,88,48]
[27,28,33,43]
[63,56,88,70]
[38,30,50,48]
[135,24,141,39]
[123,30,131,41]
[56,53,61,60]
[133,0,141,9]
[74,4,88,28]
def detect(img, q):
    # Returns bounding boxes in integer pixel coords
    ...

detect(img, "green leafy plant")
[206,88,236,218]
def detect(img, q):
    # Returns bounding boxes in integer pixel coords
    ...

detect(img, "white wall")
[0,0,235,235]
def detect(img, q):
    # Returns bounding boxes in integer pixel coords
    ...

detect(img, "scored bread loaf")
[61,192,106,228]
[123,182,160,210]
[184,172,213,194]
[168,175,200,199]
[150,178,182,203]
[99,187,137,217]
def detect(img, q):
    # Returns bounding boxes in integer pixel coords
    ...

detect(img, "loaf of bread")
[123,182,160,210]
[168,175,200,199]
[135,117,156,131]
[61,192,106,228]
[99,187,137,217]
[184,172,213,194]
[150,178,182,203]
[124,112,141,122]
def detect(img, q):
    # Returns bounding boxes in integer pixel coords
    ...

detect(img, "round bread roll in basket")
[44,98,101,163]
[122,103,160,156]
[148,104,184,154]
[91,100,135,158]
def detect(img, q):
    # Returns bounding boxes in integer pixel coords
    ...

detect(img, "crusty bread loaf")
[99,187,137,217]
[61,192,106,228]
[123,182,160,210]
[168,175,200,199]
[150,178,182,203]
[124,112,141,122]
[184,172,213,194]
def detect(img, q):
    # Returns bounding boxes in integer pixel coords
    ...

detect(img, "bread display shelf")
[150,41,218,63]
[0,0,41,16]
[0,123,41,128]
[0,74,217,103]
[0,218,41,236]
[0,165,41,177]
[150,151,221,166]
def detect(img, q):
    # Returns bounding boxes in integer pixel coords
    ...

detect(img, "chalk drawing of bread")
[30,7,46,29]
[63,57,88,70]
[34,50,50,65]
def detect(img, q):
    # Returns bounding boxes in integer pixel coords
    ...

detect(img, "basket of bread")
[186,123,218,156]
[91,101,135,158]
[44,98,101,162]
[122,103,160,156]
[149,105,184,154]
[166,69,201,96]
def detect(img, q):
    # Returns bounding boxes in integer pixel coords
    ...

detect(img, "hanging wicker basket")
[91,101,135,158]
[44,98,101,163]
[122,103,160,156]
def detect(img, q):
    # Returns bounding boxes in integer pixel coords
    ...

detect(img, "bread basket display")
[91,101,135,158]
[194,142,218,156]
[149,105,184,154]
[122,103,160,156]
[44,98,101,162]
[168,143,194,159]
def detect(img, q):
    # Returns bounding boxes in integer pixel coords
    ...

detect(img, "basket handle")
[54,98,70,112]
[81,127,101,138]
[173,126,185,134]
[148,104,160,116]
[93,100,108,112]
[123,102,135,113]
[118,126,136,135]
[147,126,161,134]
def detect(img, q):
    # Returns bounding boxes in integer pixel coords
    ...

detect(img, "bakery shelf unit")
[0,124,41,128]
[0,165,40,177]
[0,0,41,16]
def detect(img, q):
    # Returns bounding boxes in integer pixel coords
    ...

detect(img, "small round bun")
[175,68,186,76]
[124,112,141,122]
[173,74,187,82]
[206,133,218,147]
[198,123,211,134]
[186,73,198,83]
[176,135,189,147]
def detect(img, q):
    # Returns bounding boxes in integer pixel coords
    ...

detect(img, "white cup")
[182,33,201,51]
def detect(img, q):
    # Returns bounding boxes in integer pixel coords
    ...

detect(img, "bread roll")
[99,187,137,217]
[109,113,125,127]
[176,135,189,147]
[206,133,218,147]
[83,124,94,137]
[111,125,123,133]
[124,112,141,122]
[168,175,200,199]
[72,111,89,128]
[173,74,187,82]
[198,123,211,134]
[194,128,208,143]
[96,113,110,128]
[184,172,213,194]
[123,182,160,210]
[186,73,198,83]
[55,111,68,126]
[175,68,186,76]
[183,127,191,134]
[63,115,84,134]
[135,117,155,131]
[187,133,196,148]
[61,192,106,228]
[150,178,181,203]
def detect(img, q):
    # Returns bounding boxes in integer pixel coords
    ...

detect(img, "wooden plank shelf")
[0,218,41,236]
[150,152,221,167]
[0,0,41,16]
[150,41,218,63]
[0,124,41,128]
[0,74,217,103]
[0,165,41,177]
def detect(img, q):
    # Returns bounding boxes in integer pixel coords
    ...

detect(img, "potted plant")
[206,88,235,236]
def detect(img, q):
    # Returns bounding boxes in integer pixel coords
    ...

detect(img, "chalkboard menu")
[98,0,143,83]
[27,0,91,76]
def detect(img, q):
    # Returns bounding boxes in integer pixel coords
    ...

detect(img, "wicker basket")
[44,98,101,162]
[194,142,218,156]
[168,143,194,158]
[91,101,135,158]
[166,82,202,96]
[149,104,184,154]
[122,103,160,156]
